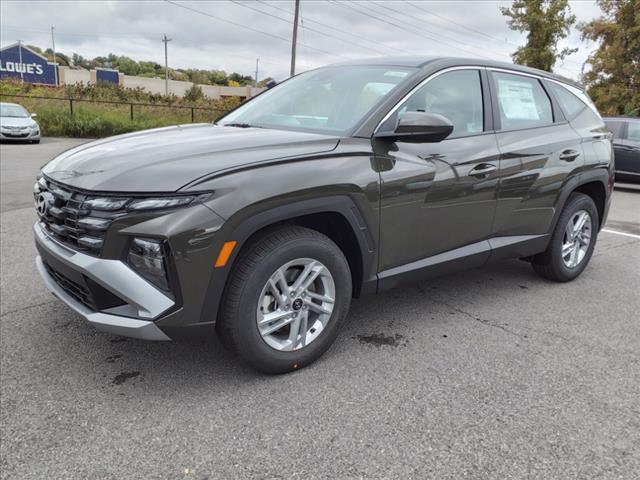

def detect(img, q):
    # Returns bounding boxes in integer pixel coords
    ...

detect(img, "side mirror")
[31,113,37,118]
[375,111,453,143]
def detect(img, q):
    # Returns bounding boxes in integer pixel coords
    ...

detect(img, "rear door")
[489,70,583,238]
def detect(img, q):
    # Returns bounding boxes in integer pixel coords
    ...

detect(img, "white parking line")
[602,229,640,240]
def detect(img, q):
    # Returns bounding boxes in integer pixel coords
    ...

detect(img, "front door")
[374,68,500,275]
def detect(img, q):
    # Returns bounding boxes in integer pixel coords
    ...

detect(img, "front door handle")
[559,149,580,162]
[469,163,497,177]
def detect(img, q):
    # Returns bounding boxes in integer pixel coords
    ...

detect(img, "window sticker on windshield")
[384,71,409,78]
[498,78,539,120]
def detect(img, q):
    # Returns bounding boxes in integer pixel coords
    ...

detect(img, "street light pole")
[17,40,23,84]
[290,0,300,77]
[162,34,172,95]
[255,58,259,87]
[51,26,58,86]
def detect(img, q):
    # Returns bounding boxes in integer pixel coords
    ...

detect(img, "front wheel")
[217,226,352,374]
[532,192,599,282]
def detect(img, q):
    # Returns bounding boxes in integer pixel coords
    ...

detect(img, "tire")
[532,192,599,282]
[217,225,352,374]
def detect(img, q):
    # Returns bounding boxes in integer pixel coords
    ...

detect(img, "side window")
[628,122,640,142]
[605,121,626,139]
[547,82,588,118]
[492,72,553,130]
[382,69,484,138]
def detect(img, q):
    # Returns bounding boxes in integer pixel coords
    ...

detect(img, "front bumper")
[34,222,172,340]
[0,129,40,140]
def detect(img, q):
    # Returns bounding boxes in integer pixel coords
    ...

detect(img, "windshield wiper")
[223,122,262,128]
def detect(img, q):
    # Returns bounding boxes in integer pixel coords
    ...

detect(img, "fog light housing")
[127,238,170,292]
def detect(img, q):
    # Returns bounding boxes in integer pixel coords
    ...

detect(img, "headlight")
[128,196,195,211]
[83,195,205,212]
[127,238,170,291]
[84,197,130,211]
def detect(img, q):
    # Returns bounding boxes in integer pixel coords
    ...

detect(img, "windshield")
[219,65,416,135]
[0,104,29,118]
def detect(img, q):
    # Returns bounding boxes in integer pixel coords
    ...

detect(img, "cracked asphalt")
[1,138,639,479]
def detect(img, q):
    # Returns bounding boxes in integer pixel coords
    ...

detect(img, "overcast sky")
[1,0,603,82]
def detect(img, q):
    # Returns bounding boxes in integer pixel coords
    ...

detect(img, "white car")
[0,102,40,144]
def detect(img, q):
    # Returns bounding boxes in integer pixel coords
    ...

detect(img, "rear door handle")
[559,149,580,162]
[469,163,497,177]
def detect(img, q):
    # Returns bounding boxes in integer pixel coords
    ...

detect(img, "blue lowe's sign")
[96,68,119,84]
[0,43,58,85]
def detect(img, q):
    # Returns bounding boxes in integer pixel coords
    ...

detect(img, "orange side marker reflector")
[215,241,237,268]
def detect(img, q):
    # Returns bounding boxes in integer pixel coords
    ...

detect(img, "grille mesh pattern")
[44,262,96,310]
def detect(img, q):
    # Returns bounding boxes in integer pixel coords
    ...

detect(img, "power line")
[164,0,344,59]
[404,0,521,48]
[328,0,498,61]
[1,25,158,40]
[2,24,284,69]
[368,0,513,60]
[403,0,584,69]
[228,0,389,57]
[251,0,411,56]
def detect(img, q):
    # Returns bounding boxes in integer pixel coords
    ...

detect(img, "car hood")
[42,124,340,192]
[1,117,37,128]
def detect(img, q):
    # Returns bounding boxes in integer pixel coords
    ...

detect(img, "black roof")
[330,56,583,90]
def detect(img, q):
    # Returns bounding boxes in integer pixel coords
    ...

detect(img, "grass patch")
[0,80,241,138]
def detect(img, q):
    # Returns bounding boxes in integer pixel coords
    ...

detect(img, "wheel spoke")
[305,290,335,304]
[569,243,580,267]
[578,231,591,246]
[292,262,324,294]
[260,315,294,336]
[258,309,291,326]
[562,242,575,258]
[267,278,285,307]
[290,261,316,292]
[273,268,291,297]
[304,299,332,316]
[573,212,588,235]
[297,311,309,349]
[287,316,302,348]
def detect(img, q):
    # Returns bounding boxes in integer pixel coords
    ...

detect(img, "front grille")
[34,179,119,256]
[4,132,30,138]
[44,262,96,311]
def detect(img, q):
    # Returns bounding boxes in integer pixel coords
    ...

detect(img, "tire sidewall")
[231,234,351,373]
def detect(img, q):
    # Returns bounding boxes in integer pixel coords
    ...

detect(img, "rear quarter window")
[547,82,588,119]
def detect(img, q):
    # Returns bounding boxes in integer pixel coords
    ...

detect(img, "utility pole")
[290,0,300,77]
[51,26,58,86]
[162,34,172,95]
[255,58,259,87]
[17,40,23,83]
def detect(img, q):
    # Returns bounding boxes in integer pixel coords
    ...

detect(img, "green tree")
[183,83,204,103]
[579,0,640,116]
[500,0,577,71]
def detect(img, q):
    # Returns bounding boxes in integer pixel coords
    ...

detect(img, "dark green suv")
[34,57,614,373]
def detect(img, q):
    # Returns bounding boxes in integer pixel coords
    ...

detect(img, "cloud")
[0,0,602,81]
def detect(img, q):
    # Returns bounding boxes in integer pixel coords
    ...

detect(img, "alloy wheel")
[256,258,336,352]
[561,210,592,268]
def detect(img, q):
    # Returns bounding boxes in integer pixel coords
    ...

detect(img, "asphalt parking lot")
[1,138,639,479]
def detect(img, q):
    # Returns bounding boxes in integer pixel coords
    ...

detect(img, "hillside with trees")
[25,44,274,88]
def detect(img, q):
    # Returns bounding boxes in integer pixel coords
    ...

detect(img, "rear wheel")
[217,226,352,374]
[532,192,599,282]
